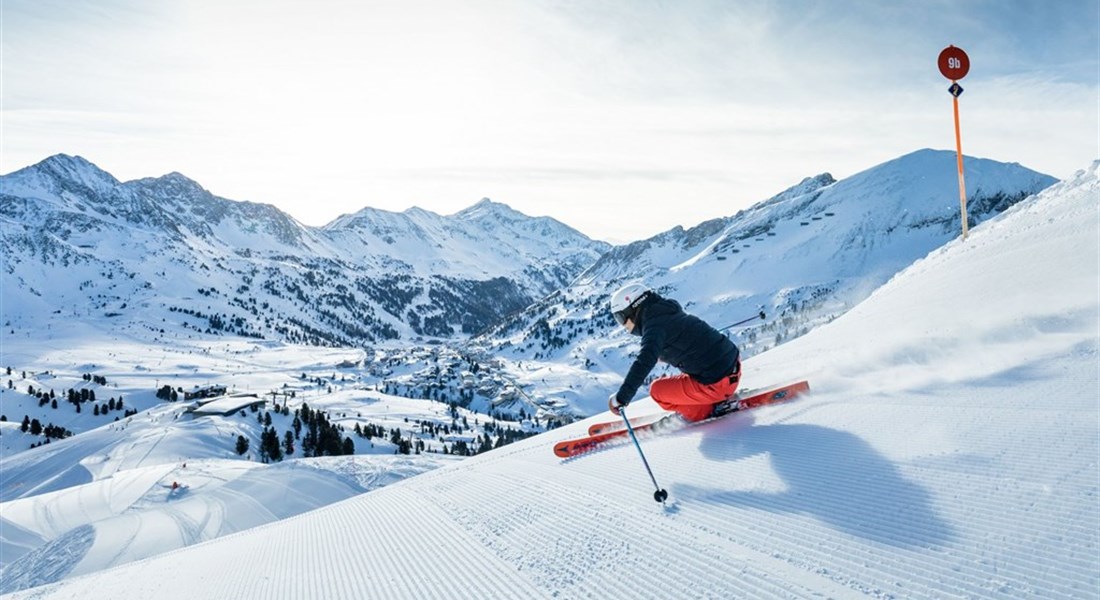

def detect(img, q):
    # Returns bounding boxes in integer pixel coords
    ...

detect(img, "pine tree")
[21,415,30,432]
[262,427,283,462]
[235,435,250,456]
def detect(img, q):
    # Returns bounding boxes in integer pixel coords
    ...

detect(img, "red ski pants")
[649,372,739,422]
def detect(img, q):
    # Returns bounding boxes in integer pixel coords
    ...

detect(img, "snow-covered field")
[0,338,488,591]
[0,454,456,593]
[2,161,1095,598]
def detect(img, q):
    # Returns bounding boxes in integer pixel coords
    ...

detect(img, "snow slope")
[0,337,503,589]
[0,455,454,593]
[4,163,1095,598]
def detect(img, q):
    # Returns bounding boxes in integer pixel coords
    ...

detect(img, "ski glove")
[608,393,628,416]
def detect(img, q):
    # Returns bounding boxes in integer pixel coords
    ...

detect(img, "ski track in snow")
[8,377,1096,599]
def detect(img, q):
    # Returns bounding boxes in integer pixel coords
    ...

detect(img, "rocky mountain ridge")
[1,155,609,344]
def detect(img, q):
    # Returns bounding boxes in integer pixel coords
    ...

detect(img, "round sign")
[938,45,970,80]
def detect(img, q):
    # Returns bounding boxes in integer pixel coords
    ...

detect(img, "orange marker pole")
[952,92,968,239]
[938,45,971,240]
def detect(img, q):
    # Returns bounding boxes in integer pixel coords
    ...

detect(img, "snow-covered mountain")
[1,150,1058,422]
[1,155,609,344]
[4,159,1094,599]
[326,198,598,286]
[476,149,1056,374]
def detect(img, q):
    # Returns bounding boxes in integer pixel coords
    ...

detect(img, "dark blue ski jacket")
[615,294,740,406]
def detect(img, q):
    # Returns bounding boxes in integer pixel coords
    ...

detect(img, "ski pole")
[619,407,669,504]
[718,309,766,333]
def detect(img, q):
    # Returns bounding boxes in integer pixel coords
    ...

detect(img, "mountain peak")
[24,154,121,190]
[453,197,522,221]
[127,171,212,204]
[750,172,836,213]
[323,204,426,232]
[145,171,203,187]
[161,171,198,183]
[39,153,97,170]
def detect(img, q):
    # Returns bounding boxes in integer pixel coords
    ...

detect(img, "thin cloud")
[1,0,1095,241]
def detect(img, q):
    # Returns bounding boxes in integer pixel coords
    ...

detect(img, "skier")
[608,283,741,422]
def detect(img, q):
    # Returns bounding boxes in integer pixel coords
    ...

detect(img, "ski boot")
[709,398,740,418]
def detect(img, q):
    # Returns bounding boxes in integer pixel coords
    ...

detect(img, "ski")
[587,412,669,436]
[556,380,810,458]
[554,414,679,458]
[586,380,810,436]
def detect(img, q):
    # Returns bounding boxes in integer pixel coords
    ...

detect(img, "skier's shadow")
[677,413,954,548]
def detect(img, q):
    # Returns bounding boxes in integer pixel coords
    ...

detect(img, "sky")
[1,0,1097,242]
